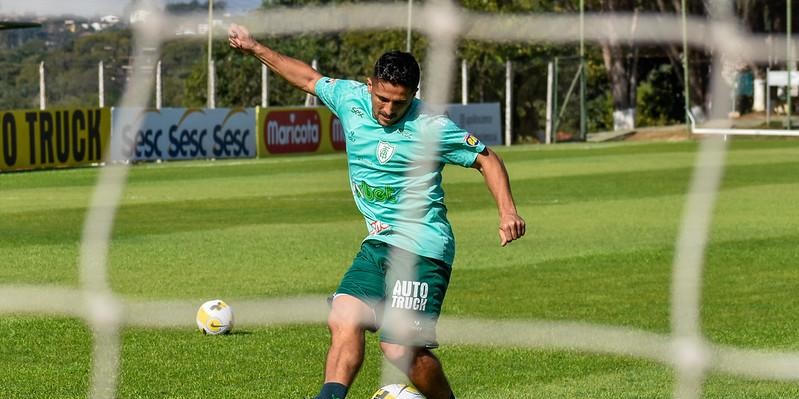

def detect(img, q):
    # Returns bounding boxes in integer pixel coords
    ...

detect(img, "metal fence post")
[461,59,468,105]
[261,64,268,108]
[156,60,162,109]
[98,61,105,108]
[504,59,512,146]
[39,61,46,110]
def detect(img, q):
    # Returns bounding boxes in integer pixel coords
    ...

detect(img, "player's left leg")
[380,342,455,399]
[377,246,455,398]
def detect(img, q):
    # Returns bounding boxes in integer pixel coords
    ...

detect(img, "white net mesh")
[2,1,799,399]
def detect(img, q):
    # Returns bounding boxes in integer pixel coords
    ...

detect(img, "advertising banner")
[257,106,345,156]
[111,107,256,162]
[1,107,111,172]
[445,103,503,146]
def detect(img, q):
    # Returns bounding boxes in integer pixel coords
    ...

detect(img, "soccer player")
[229,23,525,399]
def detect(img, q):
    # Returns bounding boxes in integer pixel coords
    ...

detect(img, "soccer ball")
[370,384,426,399]
[196,299,234,335]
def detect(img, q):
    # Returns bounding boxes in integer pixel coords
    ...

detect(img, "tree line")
[0,0,793,141]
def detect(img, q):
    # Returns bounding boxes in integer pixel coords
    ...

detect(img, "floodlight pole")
[406,0,412,53]
[207,0,215,109]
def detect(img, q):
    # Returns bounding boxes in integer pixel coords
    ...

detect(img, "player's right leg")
[322,294,375,386]
[315,241,386,399]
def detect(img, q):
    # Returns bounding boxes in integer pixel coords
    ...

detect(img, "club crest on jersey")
[464,133,480,147]
[376,141,396,164]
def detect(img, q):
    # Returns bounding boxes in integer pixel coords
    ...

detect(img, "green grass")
[2,140,799,398]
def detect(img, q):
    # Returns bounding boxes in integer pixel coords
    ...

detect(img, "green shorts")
[335,240,452,348]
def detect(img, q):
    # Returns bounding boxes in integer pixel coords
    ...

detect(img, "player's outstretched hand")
[228,23,257,54]
[498,212,525,247]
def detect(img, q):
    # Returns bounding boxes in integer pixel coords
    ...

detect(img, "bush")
[637,64,685,127]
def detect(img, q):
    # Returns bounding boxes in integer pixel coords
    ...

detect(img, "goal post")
[546,55,587,143]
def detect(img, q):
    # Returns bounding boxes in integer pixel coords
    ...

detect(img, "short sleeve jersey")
[315,77,486,265]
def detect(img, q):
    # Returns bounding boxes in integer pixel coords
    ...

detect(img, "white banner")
[111,108,256,162]
[766,71,799,87]
[445,103,502,146]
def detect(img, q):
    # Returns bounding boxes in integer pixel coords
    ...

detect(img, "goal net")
[1,1,798,399]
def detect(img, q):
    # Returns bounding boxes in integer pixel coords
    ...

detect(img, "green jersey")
[315,77,486,265]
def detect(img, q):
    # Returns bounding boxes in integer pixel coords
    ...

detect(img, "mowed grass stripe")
[108,222,364,298]
[445,160,799,211]
[449,233,799,338]
[0,154,350,190]
[5,156,797,247]
[2,140,796,215]
[1,166,351,214]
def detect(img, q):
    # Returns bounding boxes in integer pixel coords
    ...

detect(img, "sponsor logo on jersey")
[388,127,412,139]
[464,133,480,147]
[376,140,396,164]
[391,280,429,311]
[324,78,337,85]
[369,219,391,235]
[353,180,399,203]
[350,106,366,118]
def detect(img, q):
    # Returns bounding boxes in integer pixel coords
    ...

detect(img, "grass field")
[2,139,799,398]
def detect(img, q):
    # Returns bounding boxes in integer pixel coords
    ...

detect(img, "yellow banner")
[256,106,345,156]
[0,107,111,172]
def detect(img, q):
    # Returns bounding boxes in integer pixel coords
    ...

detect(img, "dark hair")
[373,51,420,90]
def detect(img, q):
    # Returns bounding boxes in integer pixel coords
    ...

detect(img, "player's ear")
[366,77,374,93]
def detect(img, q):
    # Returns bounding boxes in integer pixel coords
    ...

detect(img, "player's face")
[367,78,415,126]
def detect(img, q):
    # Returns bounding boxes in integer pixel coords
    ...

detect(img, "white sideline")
[688,112,799,136]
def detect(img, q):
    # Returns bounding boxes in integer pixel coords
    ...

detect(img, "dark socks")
[315,382,348,399]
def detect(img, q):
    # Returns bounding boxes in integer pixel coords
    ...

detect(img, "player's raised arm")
[472,147,526,246]
[228,23,322,95]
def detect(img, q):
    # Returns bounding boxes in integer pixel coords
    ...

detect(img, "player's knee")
[327,294,376,333]
[379,341,416,367]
